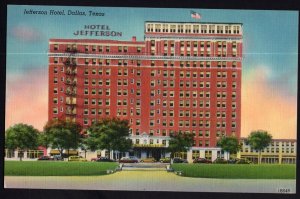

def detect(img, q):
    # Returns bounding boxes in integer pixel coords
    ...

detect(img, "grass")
[5,161,118,176]
[171,164,296,179]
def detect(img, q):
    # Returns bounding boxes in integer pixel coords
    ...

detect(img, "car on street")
[37,156,54,161]
[159,157,171,163]
[140,157,156,163]
[53,155,63,161]
[227,158,239,164]
[213,158,228,164]
[172,157,188,163]
[119,156,139,163]
[96,157,114,162]
[236,158,252,164]
[91,157,101,162]
[193,158,212,164]
[68,156,87,162]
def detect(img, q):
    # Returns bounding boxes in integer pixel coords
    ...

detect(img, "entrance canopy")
[133,144,166,148]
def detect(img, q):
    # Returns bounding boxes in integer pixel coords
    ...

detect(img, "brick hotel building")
[48,21,243,161]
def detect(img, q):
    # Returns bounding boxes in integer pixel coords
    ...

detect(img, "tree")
[5,123,39,161]
[246,130,272,164]
[167,131,194,159]
[38,132,51,149]
[85,118,132,159]
[217,135,241,160]
[43,119,82,159]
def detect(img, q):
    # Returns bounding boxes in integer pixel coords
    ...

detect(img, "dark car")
[236,158,252,164]
[119,156,139,163]
[38,156,54,161]
[172,157,188,163]
[213,158,228,164]
[193,158,212,164]
[227,158,239,164]
[159,157,171,163]
[96,157,114,162]
[53,155,63,161]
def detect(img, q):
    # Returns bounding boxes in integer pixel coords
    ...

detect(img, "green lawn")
[5,161,118,176]
[171,164,296,179]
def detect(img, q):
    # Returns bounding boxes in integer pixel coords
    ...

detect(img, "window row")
[53,57,240,69]
[53,44,143,53]
[118,79,141,86]
[146,23,241,34]
[85,68,111,75]
[134,139,167,145]
[84,88,111,96]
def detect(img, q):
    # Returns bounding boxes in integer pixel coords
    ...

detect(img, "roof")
[240,137,297,142]
[49,39,144,45]
[145,21,243,25]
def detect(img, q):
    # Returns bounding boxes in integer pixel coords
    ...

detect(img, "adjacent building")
[237,138,297,164]
[48,21,243,161]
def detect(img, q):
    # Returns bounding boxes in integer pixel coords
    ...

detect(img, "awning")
[133,144,167,148]
[49,149,78,155]
[64,150,78,155]
[50,149,60,155]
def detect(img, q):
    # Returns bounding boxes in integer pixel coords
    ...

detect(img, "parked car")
[53,155,63,161]
[193,158,212,164]
[68,156,87,162]
[140,157,156,163]
[119,156,138,163]
[37,156,54,161]
[91,157,100,162]
[172,157,188,163]
[96,157,114,162]
[213,158,228,164]
[227,158,239,164]
[236,158,252,164]
[159,157,171,163]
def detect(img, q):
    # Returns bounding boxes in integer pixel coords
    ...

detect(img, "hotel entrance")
[133,147,167,161]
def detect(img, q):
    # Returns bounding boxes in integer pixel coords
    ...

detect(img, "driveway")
[4,169,295,193]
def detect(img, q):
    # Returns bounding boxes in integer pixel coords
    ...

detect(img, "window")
[136,119,141,126]
[232,122,236,128]
[232,91,237,99]
[170,80,175,87]
[170,91,174,97]
[206,72,211,78]
[232,82,237,89]
[232,72,237,78]
[106,89,111,96]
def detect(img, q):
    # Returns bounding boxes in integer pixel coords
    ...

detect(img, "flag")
[191,11,201,20]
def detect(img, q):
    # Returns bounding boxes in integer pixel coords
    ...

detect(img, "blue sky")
[6,5,298,138]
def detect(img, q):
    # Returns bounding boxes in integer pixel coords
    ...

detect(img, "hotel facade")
[48,21,243,161]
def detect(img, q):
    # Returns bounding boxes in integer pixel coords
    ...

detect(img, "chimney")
[132,36,136,42]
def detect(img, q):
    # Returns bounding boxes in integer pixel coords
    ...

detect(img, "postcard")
[4,4,298,194]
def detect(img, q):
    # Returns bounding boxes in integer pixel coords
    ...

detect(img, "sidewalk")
[5,170,296,193]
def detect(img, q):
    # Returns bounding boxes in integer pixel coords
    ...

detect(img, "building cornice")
[48,53,242,61]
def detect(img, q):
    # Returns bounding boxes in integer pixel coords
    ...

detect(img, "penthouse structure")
[48,21,243,161]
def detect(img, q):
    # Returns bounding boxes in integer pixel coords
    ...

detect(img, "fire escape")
[64,46,78,122]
